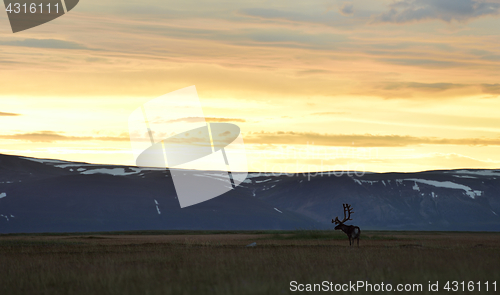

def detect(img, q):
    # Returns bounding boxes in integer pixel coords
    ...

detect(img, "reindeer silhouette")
[332,204,361,246]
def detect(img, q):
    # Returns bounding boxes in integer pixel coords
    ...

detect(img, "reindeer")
[332,204,361,246]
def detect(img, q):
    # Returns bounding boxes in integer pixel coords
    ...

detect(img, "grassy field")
[0,230,499,294]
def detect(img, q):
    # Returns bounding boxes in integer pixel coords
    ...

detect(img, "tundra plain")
[0,231,499,295]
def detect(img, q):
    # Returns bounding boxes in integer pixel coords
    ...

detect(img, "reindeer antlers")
[332,203,354,225]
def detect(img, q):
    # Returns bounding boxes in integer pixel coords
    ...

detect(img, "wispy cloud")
[245,131,500,147]
[379,82,468,92]
[0,112,20,116]
[311,112,350,116]
[365,81,500,98]
[378,58,465,68]
[295,69,332,76]
[481,83,500,94]
[0,131,129,143]
[339,2,355,16]
[162,117,246,123]
[206,117,246,123]
[362,81,483,99]
[0,39,91,50]
[373,0,500,23]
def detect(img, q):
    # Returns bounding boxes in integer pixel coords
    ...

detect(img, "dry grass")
[0,231,499,294]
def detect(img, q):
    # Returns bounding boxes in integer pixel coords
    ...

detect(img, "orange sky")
[1,0,500,173]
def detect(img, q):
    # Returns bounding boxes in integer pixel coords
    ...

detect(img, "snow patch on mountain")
[451,170,500,176]
[154,199,161,214]
[452,175,477,179]
[404,179,480,199]
[55,164,97,168]
[255,179,273,184]
[193,173,233,184]
[405,179,469,190]
[21,157,69,164]
[81,168,142,176]
[353,179,380,185]
[247,173,271,178]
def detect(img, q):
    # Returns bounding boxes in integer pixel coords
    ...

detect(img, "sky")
[1,0,500,173]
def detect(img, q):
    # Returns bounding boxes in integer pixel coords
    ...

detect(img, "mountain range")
[1,153,499,233]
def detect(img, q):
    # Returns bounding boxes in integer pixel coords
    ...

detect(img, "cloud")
[206,117,246,123]
[354,81,474,99]
[237,7,360,30]
[481,83,500,94]
[373,0,500,23]
[0,60,20,65]
[295,69,331,76]
[311,112,349,116]
[0,39,91,50]
[379,58,464,68]
[162,117,246,123]
[379,82,468,92]
[0,112,20,116]
[0,131,129,143]
[367,82,500,99]
[245,131,500,147]
[16,130,497,148]
[339,3,355,16]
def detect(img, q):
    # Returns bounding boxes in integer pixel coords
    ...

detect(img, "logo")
[4,0,79,33]
[128,86,248,208]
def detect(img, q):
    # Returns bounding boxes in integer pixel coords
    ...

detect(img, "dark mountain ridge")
[1,153,499,233]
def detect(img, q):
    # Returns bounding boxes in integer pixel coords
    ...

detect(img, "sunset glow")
[2,0,500,172]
